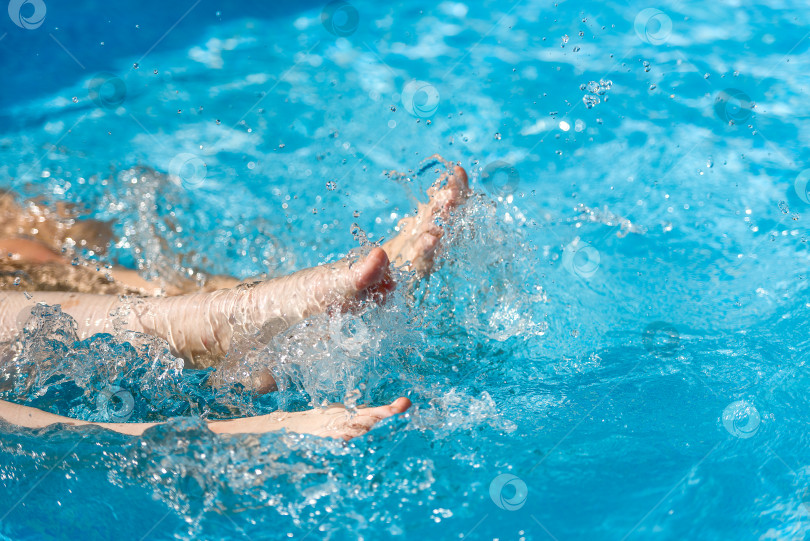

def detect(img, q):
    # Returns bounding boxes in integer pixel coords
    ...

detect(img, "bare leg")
[0,396,411,440]
[0,246,395,364]
[382,164,469,276]
[0,192,240,296]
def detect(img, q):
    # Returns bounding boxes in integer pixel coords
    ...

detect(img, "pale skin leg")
[0,396,412,440]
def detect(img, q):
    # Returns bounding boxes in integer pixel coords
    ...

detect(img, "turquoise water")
[2,0,810,539]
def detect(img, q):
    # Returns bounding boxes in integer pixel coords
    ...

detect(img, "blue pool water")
[2,0,810,539]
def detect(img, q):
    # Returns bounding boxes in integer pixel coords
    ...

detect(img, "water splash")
[101,167,292,290]
[572,203,648,237]
[418,193,549,343]
[0,303,193,423]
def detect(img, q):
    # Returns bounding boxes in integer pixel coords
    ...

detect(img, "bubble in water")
[583,95,600,108]
[326,180,337,190]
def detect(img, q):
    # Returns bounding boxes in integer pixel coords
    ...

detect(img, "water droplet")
[649,84,657,90]
[582,95,600,108]
[494,132,502,140]
[153,69,158,74]
[353,210,361,218]
[326,180,337,190]
[133,63,139,69]
[390,105,396,112]
[72,96,78,103]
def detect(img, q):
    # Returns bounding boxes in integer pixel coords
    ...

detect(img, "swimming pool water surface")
[1,0,810,539]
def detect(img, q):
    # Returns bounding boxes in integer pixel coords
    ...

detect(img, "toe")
[452,165,469,190]
[389,396,412,413]
[360,396,412,422]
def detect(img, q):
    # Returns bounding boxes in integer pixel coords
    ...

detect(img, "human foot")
[208,397,412,440]
[383,163,469,277]
[249,244,396,323]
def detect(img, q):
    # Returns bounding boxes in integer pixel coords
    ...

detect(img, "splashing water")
[418,193,548,343]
